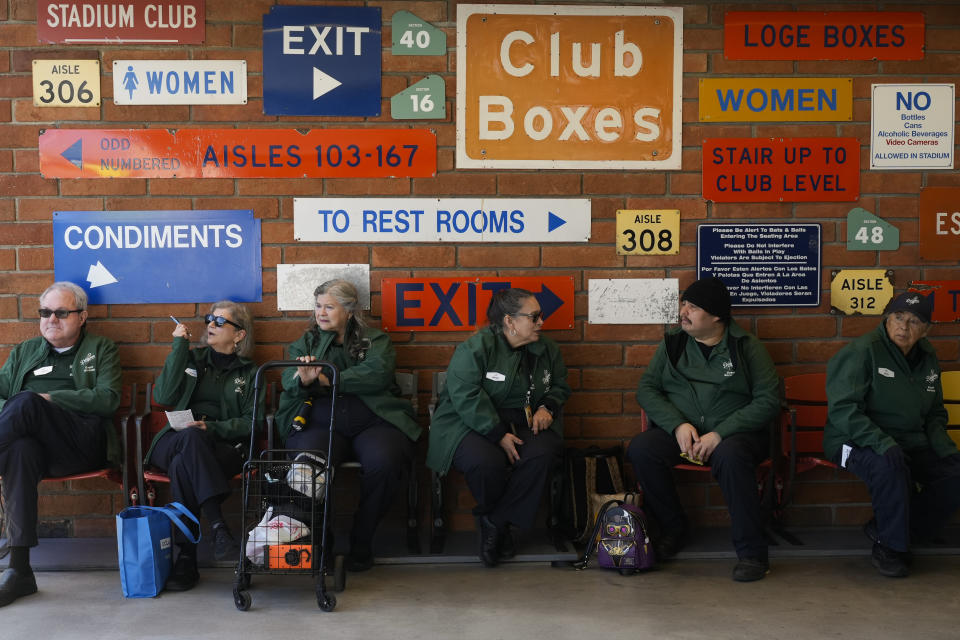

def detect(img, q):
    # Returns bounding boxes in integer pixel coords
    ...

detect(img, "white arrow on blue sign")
[53,210,262,304]
[263,5,381,116]
[293,198,592,243]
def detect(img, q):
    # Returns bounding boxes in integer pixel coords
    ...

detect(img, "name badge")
[32,365,53,376]
[485,371,505,382]
[185,368,198,377]
[878,367,895,378]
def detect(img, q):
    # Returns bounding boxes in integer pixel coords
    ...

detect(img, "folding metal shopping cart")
[233,360,344,612]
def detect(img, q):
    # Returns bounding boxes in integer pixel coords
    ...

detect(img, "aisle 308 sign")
[616,210,680,255]
[33,59,100,107]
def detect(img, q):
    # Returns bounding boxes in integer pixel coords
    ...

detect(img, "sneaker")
[0,567,38,607]
[166,554,199,592]
[732,557,769,582]
[654,529,687,561]
[478,515,501,568]
[213,524,240,562]
[871,542,909,578]
[346,548,374,572]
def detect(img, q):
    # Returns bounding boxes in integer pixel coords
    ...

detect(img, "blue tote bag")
[116,502,200,598]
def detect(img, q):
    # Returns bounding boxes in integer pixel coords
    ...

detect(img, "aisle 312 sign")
[617,210,679,255]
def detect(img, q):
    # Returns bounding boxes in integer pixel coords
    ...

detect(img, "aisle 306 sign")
[616,210,680,255]
[33,59,100,107]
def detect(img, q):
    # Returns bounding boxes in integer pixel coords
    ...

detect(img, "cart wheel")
[235,560,251,590]
[318,592,336,612]
[333,554,347,592]
[234,588,252,611]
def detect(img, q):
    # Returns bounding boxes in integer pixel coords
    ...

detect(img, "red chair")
[637,407,779,518]
[0,383,139,556]
[133,382,270,507]
[779,372,835,512]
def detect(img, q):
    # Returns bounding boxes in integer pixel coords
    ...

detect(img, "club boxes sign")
[456,4,682,170]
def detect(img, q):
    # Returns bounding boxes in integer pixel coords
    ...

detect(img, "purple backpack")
[574,499,655,575]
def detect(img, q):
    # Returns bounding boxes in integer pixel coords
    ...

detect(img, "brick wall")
[1,0,959,538]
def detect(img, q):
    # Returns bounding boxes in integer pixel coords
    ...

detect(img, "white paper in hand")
[165,409,196,431]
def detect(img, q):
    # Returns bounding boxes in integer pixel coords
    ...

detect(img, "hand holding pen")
[171,315,191,339]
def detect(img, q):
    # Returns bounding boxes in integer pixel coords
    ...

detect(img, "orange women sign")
[456,4,682,170]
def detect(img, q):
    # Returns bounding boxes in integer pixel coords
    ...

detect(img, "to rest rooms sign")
[456,4,682,170]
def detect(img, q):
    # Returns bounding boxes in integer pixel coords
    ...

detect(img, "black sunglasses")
[205,314,243,330]
[39,308,82,319]
[512,310,542,323]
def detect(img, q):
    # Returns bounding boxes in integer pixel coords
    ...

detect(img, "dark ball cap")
[884,291,933,324]
[681,277,731,323]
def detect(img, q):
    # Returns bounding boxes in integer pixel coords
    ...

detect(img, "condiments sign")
[457,4,682,170]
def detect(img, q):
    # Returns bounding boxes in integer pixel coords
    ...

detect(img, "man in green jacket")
[628,277,779,582]
[825,291,960,578]
[0,282,121,607]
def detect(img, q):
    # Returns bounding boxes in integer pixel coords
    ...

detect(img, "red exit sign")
[381,277,574,332]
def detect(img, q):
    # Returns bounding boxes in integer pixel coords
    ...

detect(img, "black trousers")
[149,427,244,523]
[451,424,562,530]
[285,394,412,553]
[628,427,769,559]
[834,445,960,552]
[0,391,106,547]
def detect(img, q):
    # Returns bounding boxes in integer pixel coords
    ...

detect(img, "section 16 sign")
[381,277,574,332]
[457,4,682,169]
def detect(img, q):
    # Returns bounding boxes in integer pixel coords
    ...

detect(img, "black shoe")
[871,542,909,578]
[498,527,516,561]
[0,567,38,607]
[165,555,199,592]
[213,524,240,562]
[732,557,770,582]
[478,516,500,568]
[863,518,879,545]
[346,549,374,572]
[654,530,687,561]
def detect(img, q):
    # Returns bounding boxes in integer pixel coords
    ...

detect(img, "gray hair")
[40,281,88,312]
[207,300,255,358]
[312,279,368,359]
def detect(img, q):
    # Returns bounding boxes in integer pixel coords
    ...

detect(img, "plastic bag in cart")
[286,451,330,500]
[245,506,311,565]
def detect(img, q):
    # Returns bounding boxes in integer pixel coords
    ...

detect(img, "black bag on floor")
[558,446,626,543]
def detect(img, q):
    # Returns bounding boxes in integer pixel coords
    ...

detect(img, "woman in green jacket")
[427,288,570,567]
[275,280,420,573]
[147,301,258,592]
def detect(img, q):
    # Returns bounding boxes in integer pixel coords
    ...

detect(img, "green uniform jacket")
[145,337,261,464]
[0,331,122,464]
[636,321,779,439]
[275,326,421,443]
[426,327,571,475]
[824,323,954,461]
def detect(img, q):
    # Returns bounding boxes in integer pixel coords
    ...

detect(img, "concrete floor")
[2,555,959,639]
